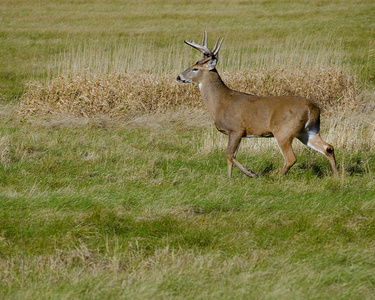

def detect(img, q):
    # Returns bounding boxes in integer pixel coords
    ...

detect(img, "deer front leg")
[226,133,256,178]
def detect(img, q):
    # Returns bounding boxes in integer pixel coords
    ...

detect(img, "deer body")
[177,32,338,177]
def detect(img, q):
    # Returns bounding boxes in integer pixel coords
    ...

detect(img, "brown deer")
[177,32,338,177]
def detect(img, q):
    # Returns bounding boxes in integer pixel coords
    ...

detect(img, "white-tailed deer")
[177,32,338,177]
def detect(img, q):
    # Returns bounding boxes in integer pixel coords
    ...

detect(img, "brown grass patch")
[19,68,359,117]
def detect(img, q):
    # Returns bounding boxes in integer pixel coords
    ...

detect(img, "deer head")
[177,31,224,83]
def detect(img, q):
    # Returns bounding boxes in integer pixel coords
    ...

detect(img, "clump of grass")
[19,73,199,117]
[19,68,359,117]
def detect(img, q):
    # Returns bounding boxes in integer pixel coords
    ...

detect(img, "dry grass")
[19,68,359,117]
[18,68,375,153]
[19,73,198,117]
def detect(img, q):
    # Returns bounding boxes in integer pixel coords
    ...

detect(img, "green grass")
[1,0,375,101]
[1,110,374,299]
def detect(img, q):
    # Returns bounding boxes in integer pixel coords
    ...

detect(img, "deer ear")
[207,58,217,70]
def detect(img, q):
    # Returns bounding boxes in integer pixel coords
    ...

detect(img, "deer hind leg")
[226,137,239,178]
[300,132,339,176]
[226,133,256,178]
[275,136,297,175]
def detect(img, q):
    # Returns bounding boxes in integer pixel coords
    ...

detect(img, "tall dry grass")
[19,68,375,154]
[18,37,374,154]
[19,68,359,117]
[20,73,198,117]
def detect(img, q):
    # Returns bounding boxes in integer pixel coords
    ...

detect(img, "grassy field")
[1,0,375,299]
[1,108,375,299]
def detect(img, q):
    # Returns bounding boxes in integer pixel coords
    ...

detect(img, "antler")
[184,31,223,58]
[212,37,224,56]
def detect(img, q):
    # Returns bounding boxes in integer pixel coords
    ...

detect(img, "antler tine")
[202,30,208,49]
[212,37,224,56]
[184,31,212,56]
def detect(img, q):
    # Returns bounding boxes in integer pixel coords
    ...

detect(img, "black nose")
[177,76,181,81]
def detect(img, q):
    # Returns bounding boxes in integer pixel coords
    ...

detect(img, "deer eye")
[192,68,199,72]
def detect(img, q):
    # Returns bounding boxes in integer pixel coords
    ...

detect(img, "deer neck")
[199,69,231,120]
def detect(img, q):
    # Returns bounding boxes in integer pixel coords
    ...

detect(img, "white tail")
[177,32,338,177]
